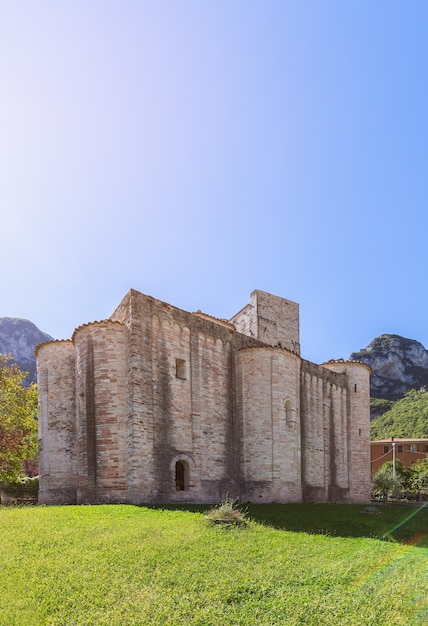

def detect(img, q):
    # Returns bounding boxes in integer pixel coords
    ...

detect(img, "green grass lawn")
[0,503,427,625]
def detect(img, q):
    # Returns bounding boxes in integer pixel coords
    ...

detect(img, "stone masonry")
[36,289,371,505]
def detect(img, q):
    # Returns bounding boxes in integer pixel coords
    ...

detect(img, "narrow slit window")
[285,399,292,424]
[175,358,186,380]
[175,461,186,491]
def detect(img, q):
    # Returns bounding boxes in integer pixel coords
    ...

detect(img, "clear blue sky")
[2,1,428,364]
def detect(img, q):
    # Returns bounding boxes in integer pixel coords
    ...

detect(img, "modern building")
[371,438,428,474]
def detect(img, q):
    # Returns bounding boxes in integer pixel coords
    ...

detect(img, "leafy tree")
[411,458,428,499]
[371,468,393,503]
[372,459,428,502]
[0,354,38,483]
[371,461,408,503]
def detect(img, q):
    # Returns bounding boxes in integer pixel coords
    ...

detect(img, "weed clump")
[205,497,248,526]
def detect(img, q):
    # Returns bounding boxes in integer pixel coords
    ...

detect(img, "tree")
[371,461,407,503]
[0,354,38,483]
[411,458,428,500]
[371,458,428,502]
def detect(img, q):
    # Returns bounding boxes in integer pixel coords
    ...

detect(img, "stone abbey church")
[37,289,371,505]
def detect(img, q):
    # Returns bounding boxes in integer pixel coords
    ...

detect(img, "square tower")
[231,290,300,353]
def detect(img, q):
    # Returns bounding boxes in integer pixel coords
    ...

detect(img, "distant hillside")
[0,317,53,383]
[370,389,428,439]
[350,334,428,401]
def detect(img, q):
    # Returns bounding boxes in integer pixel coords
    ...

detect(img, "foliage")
[371,461,408,502]
[371,467,397,502]
[370,388,428,439]
[371,460,428,502]
[1,475,39,497]
[370,397,394,419]
[0,354,38,483]
[411,458,428,494]
[0,504,427,625]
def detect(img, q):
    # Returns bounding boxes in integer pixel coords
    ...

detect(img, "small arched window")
[175,461,186,491]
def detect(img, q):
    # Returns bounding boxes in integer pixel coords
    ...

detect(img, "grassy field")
[0,502,427,625]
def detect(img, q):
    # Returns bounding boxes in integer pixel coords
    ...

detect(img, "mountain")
[0,318,53,384]
[350,334,428,401]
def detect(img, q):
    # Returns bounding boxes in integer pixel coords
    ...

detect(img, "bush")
[1,475,39,498]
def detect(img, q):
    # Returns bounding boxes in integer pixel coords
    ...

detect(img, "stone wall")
[237,347,302,502]
[299,359,371,504]
[37,340,76,504]
[122,291,240,503]
[73,321,128,504]
[323,360,371,503]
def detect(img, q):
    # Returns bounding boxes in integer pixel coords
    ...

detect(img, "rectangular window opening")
[175,358,186,380]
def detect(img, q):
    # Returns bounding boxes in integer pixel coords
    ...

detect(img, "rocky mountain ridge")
[0,318,53,384]
[350,334,428,401]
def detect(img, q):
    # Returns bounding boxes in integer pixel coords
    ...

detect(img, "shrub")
[205,496,248,525]
[1,475,39,498]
